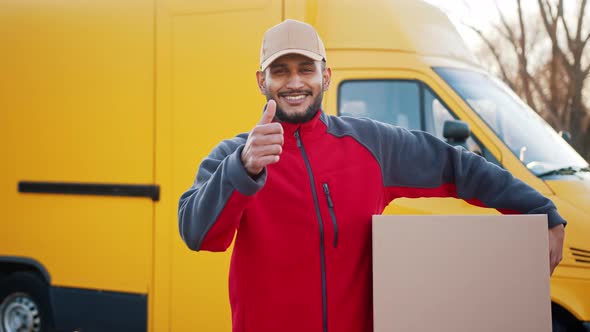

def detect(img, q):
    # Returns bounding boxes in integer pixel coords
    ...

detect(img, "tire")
[552,308,585,332]
[553,316,569,332]
[0,272,54,332]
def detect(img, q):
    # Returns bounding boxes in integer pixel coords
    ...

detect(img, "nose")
[285,72,305,90]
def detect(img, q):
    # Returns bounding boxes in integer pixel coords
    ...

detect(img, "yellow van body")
[1,0,589,331]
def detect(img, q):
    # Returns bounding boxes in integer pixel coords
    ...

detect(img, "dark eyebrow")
[269,63,288,69]
[269,61,316,70]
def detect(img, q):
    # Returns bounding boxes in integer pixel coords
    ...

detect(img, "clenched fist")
[549,224,564,276]
[241,100,284,176]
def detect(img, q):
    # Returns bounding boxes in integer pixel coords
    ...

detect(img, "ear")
[256,70,266,95]
[323,67,332,91]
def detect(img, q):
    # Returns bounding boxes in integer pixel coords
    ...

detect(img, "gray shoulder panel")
[322,114,566,227]
[322,114,446,188]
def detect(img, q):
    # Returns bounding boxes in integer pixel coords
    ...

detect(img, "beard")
[266,90,323,124]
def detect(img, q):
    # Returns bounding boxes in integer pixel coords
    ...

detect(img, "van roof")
[305,0,477,65]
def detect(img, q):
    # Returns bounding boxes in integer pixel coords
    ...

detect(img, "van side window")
[424,90,455,138]
[338,80,501,166]
[339,81,421,130]
[422,88,500,166]
[423,88,479,151]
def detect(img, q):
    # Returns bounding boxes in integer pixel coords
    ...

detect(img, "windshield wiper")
[537,166,586,178]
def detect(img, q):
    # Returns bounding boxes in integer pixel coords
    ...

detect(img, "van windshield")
[434,67,588,176]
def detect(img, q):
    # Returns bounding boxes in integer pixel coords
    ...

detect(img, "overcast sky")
[423,0,527,51]
[422,1,587,68]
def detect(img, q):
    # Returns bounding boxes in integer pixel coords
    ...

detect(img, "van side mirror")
[443,120,470,148]
[559,130,571,144]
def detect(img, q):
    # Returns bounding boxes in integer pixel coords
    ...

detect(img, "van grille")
[570,247,590,264]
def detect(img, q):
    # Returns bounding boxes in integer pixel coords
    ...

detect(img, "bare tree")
[538,0,590,154]
[463,0,590,161]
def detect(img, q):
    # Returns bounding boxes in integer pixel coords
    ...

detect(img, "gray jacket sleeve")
[328,116,566,228]
[383,124,566,228]
[178,133,266,251]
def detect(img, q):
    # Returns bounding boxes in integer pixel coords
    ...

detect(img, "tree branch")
[583,31,590,48]
[491,24,513,43]
[529,75,552,109]
[537,0,554,36]
[531,77,551,105]
[516,0,536,108]
[518,0,527,55]
[537,0,567,59]
[547,0,557,19]
[464,23,516,91]
[559,8,574,47]
[495,1,518,48]
[575,0,588,42]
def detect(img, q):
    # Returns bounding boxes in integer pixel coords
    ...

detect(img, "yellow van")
[1,0,588,331]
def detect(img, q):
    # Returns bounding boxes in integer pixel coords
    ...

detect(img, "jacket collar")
[280,109,328,148]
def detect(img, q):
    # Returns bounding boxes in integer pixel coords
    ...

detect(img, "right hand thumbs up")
[241,100,284,177]
[259,99,277,125]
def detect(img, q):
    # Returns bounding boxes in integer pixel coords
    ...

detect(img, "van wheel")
[552,312,585,332]
[552,316,568,332]
[0,272,53,332]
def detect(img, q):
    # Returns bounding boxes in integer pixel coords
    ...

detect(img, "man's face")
[257,53,331,123]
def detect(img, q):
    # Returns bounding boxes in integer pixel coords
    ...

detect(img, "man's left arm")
[373,124,565,274]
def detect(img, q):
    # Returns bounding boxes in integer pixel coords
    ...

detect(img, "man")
[178,19,565,332]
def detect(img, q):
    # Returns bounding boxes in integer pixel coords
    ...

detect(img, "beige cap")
[260,19,326,71]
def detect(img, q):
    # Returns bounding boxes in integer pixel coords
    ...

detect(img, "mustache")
[278,90,312,97]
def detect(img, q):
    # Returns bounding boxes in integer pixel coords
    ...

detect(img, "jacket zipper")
[322,183,339,248]
[294,129,328,332]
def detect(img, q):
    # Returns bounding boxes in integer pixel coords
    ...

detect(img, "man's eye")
[302,68,314,73]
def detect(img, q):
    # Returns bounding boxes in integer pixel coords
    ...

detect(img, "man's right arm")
[178,134,266,252]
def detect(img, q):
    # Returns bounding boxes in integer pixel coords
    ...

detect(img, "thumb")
[259,99,277,125]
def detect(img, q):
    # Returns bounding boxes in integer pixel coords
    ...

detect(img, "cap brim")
[261,49,324,71]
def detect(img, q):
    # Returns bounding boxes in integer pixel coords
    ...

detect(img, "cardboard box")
[372,215,551,332]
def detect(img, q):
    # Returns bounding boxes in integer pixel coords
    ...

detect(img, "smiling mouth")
[279,92,311,106]
[285,95,306,100]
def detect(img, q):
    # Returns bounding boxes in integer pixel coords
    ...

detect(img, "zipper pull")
[294,130,302,148]
[322,183,333,208]
[323,183,338,248]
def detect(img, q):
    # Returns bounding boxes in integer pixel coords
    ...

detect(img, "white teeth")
[284,95,306,100]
